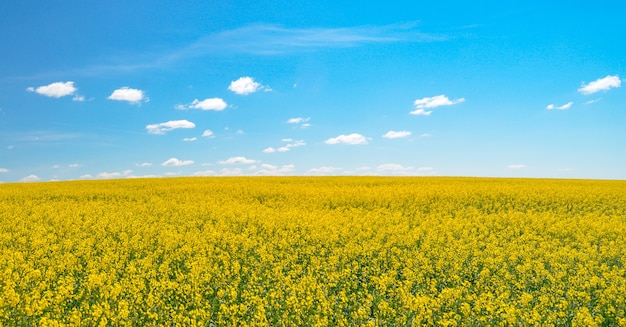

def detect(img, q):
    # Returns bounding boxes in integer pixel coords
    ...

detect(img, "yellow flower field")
[1,177,625,326]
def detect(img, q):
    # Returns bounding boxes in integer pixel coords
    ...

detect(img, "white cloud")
[193,170,216,176]
[228,76,268,95]
[146,120,195,135]
[255,164,296,175]
[20,175,40,182]
[202,130,214,138]
[183,137,197,142]
[420,133,432,138]
[136,162,152,167]
[409,109,432,116]
[28,81,77,98]
[325,133,369,145]
[80,174,93,179]
[0,168,8,173]
[179,98,228,111]
[68,163,79,168]
[410,95,464,115]
[108,87,146,104]
[308,166,341,174]
[72,95,85,102]
[265,139,306,153]
[508,164,526,169]
[219,156,256,164]
[301,123,311,128]
[219,168,243,175]
[383,130,411,139]
[578,75,621,95]
[547,102,573,110]
[162,158,194,166]
[585,98,601,105]
[287,117,310,124]
[377,163,413,173]
[97,170,133,179]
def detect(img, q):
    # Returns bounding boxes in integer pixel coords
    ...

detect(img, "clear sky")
[1,1,625,182]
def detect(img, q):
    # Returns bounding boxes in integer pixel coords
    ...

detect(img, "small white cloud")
[29,81,77,98]
[508,164,526,169]
[219,156,256,165]
[72,95,85,102]
[202,130,214,138]
[20,175,41,182]
[52,165,61,169]
[219,168,243,176]
[68,163,79,168]
[136,162,152,167]
[411,95,465,115]
[578,75,621,95]
[301,123,311,128]
[236,129,245,135]
[146,120,195,135]
[420,133,432,138]
[325,133,369,145]
[277,147,290,152]
[307,166,341,174]
[0,168,8,173]
[377,163,413,172]
[96,170,132,179]
[409,109,432,116]
[585,98,601,105]
[258,164,296,175]
[193,170,216,176]
[182,98,228,111]
[108,87,146,104]
[162,158,194,166]
[558,102,573,110]
[548,102,573,110]
[383,130,411,139]
[80,174,93,179]
[263,147,277,153]
[183,137,197,142]
[287,117,310,124]
[228,76,268,95]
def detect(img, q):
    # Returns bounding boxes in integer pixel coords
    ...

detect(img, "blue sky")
[1,1,625,182]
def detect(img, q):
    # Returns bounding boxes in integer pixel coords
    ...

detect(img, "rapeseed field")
[1,177,625,326]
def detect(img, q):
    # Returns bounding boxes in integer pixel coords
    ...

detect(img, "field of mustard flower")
[1,177,625,326]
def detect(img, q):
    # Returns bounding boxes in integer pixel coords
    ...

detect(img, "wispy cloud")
[546,102,573,110]
[183,22,443,56]
[0,168,8,173]
[308,166,341,174]
[325,133,369,145]
[13,23,444,81]
[146,120,195,135]
[202,130,214,138]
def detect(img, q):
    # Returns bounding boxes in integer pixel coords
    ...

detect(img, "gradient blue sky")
[1,1,625,182]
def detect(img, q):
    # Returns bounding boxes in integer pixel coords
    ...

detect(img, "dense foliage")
[1,177,625,326]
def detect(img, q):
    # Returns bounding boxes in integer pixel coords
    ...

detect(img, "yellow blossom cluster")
[1,177,625,326]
